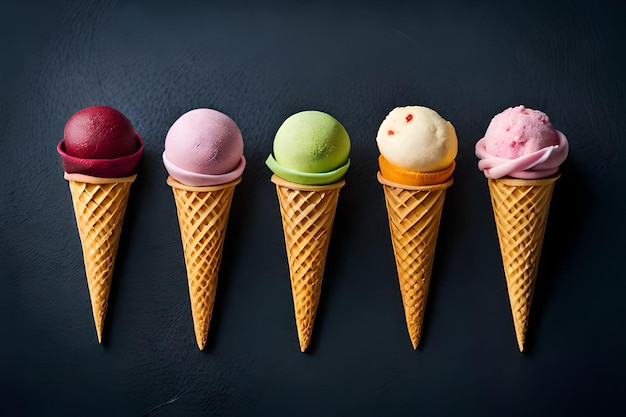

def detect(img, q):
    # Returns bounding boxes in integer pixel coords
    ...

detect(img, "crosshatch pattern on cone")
[272,175,344,352]
[68,179,133,343]
[488,175,558,351]
[381,178,450,349]
[169,177,237,350]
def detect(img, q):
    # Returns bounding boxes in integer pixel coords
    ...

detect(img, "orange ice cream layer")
[379,155,455,186]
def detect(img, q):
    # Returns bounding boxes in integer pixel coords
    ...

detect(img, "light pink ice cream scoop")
[475,105,568,179]
[163,108,245,186]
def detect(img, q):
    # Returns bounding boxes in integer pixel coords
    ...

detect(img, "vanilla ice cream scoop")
[376,106,458,173]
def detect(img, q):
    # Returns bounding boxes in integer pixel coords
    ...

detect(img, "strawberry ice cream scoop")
[163,108,245,186]
[475,105,568,179]
[57,106,143,178]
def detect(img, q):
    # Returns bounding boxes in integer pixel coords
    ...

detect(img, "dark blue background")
[1,1,625,416]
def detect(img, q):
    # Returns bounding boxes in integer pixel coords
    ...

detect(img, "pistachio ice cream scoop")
[266,110,350,185]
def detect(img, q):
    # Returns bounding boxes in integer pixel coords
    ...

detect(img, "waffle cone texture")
[167,176,240,350]
[271,175,345,352]
[66,173,136,343]
[378,172,453,349]
[488,174,559,352]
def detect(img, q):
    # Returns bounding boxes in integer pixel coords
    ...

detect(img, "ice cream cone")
[271,174,345,352]
[167,175,241,350]
[378,171,453,349]
[65,172,136,343]
[488,174,559,352]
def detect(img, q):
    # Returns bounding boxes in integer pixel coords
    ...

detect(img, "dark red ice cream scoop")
[57,106,143,178]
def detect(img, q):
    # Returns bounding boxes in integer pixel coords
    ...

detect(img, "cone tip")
[96,326,103,344]
[196,336,207,351]
[410,333,421,350]
[299,338,310,353]
[516,331,526,352]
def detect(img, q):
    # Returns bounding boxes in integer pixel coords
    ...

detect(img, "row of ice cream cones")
[65,166,557,353]
[61,105,564,353]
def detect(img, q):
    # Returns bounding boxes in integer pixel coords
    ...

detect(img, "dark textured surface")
[1,0,625,416]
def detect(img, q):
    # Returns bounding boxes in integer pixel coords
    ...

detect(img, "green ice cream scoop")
[266,110,351,185]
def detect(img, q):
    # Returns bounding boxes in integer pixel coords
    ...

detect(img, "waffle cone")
[271,175,345,352]
[488,174,559,352]
[66,173,136,343]
[167,176,240,350]
[378,172,453,349]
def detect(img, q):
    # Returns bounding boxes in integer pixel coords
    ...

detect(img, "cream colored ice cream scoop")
[376,106,457,172]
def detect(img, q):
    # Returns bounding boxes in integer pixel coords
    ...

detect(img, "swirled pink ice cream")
[163,108,246,186]
[475,105,568,179]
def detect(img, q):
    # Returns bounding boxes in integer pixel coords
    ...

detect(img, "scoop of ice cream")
[163,108,245,186]
[265,110,351,185]
[57,106,143,178]
[376,106,458,173]
[475,105,568,179]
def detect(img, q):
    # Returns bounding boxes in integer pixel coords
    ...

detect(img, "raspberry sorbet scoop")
[57,106,143,178]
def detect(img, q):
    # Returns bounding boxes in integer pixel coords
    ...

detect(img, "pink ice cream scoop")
[475,105,568,179]
[163,108,246,186]
[57,106,144,178]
